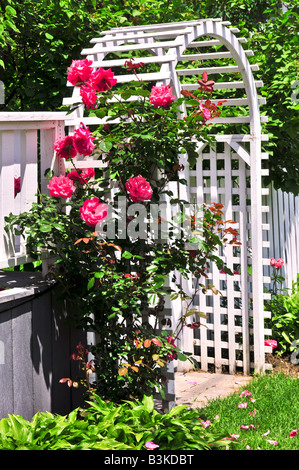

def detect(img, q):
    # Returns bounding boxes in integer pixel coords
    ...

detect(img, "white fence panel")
[0,113,67,269]
[269,185,299,290]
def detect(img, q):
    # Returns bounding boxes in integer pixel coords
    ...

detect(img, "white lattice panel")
[175,141,271,375]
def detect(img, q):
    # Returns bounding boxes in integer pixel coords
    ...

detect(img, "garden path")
[175,370,253,409]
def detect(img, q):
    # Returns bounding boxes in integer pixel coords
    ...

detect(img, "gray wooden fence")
[0,270,87,421]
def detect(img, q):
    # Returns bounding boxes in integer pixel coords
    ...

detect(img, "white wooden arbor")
[63,18,270,376]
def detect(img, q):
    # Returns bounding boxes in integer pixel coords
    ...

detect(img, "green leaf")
[39,225,52,233]
[96,108,107,119]
[87,277,95,291]
[142,395,154,413]
[99,140,113,152]
[122,251,133,259]
[177,352,188,361]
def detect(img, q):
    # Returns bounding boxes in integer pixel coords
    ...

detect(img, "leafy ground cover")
[0,395,230,450]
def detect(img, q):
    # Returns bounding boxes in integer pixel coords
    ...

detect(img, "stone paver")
[175,370,253,408]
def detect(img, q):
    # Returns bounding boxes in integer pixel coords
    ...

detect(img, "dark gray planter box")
[0,270,86,421]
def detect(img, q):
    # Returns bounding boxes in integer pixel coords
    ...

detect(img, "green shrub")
[269,277,299,357]
[0,395,230,450]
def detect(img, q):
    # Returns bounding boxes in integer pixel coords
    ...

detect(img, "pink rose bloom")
[73,124,95,156]
[81,168,95,181]
[270,257,284,269]
[47,175,76,199]
[67,59,94,87]
[167,335,177,361]
[80,85,98,109]
[54,135,77,159]
[14,176,21,197]
[149,84,175,107]
[199,103,211,120]
[275,258,284,269]
[264,339,277,349]
[80,197,108,227]
[87,68,117,92]
[126,175,153,202]
[67,168,95,183]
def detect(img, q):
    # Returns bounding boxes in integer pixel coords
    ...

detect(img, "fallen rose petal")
[145,441,159,450]
[267,440,278,446]
[200,420,211,428]
[290,429,298,438]
[240,389,251,397]
[238,402,247,408]
[263,430,271,436]
[200,419,212,428]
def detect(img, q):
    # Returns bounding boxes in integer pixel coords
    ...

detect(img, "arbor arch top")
[65,18,267,146]
[63,19,269,374]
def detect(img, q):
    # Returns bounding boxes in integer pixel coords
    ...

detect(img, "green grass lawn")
[198,372,299,450]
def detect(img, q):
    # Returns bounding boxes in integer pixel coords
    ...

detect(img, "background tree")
[0,0,298,193]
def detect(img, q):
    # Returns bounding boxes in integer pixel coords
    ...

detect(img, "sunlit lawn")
[198,372,299,450]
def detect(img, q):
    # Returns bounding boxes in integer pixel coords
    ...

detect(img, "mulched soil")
[266,353,299,378]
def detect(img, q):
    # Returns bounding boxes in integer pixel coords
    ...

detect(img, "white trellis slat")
[180,50,254,60]
[182,81,264,90]
[177,64,259,76]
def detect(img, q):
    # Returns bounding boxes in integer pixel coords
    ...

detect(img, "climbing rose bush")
[6,59,241,403]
